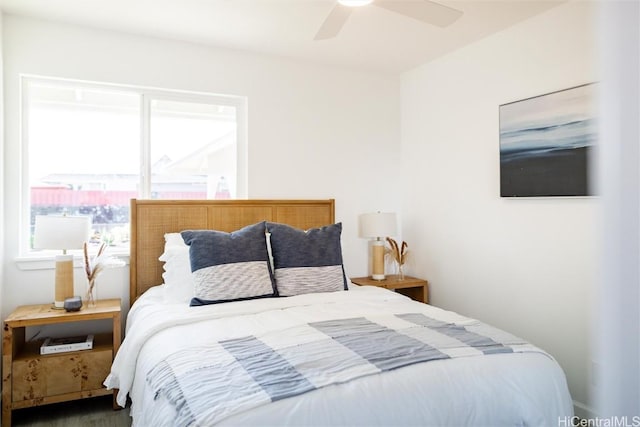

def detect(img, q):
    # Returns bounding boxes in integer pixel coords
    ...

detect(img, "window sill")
[15,252,130,271]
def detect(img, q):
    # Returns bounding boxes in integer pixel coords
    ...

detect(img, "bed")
[105,199,573,426]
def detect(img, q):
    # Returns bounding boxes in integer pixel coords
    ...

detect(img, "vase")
[85,279,97,308]
[396,263,405,281]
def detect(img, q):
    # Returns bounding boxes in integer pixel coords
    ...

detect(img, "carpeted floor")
[11,396,131,427]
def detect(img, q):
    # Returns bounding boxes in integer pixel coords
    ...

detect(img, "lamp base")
[54,255,75,308]
[371,240,386,281]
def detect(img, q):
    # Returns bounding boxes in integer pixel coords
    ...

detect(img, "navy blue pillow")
[181,221,276,306]
[267,222,347,296]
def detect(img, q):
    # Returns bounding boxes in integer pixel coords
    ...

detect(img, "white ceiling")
[0,0,566,74]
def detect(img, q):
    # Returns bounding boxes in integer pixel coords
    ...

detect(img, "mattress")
[105,285,573,426]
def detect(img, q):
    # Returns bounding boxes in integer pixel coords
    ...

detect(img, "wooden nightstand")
[351,275,429,303]
[2,299,121,426]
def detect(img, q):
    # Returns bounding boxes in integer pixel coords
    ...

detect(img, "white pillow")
[159,233,194,303]
[164,232,188,248]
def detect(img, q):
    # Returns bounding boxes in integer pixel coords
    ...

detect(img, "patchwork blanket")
[146,312,543,426]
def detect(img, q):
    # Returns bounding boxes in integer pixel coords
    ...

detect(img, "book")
[40,334,94,355]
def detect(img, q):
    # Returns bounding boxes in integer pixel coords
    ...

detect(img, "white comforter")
[105,285,573,426]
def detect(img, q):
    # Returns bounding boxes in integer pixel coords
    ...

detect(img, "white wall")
[0,12,4,320]
[400,1,596,415]
[1,16,400,320]
[595,0,640,417]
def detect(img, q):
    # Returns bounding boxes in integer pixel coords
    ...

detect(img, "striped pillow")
[267,222,347,297]
[181,222,276,306]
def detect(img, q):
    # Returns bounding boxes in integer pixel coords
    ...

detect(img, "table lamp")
[33,215,91,308]
[359,212,397,280]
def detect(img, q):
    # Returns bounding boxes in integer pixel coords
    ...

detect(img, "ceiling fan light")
[337,0,374,7]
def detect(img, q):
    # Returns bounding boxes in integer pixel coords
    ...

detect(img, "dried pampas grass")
[386,237,408,266]
[84,242,125,303]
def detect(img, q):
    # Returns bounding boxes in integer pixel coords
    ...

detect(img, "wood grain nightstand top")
[351,276,429,303]
[4,298,121,327]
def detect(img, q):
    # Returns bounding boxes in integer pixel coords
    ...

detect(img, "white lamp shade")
[33,215,91,251]
[358,212,397,239]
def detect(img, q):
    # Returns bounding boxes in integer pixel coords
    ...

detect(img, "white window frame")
[20,75,248,256]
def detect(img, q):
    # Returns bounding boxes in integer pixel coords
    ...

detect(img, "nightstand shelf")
[13,332,112,362]
[2,299,121,426]
[351,275,429,303]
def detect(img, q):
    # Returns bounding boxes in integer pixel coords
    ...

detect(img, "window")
[23,76,247,253]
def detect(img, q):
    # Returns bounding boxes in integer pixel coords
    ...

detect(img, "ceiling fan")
[314,0,463,40]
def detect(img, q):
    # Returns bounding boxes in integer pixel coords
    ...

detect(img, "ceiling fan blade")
[314,4,353,40]
[375,0,463,28]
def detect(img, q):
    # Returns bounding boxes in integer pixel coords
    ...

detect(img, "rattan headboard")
[129,199,336,306]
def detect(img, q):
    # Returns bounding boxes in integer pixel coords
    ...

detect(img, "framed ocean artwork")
[499,83,596,197]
